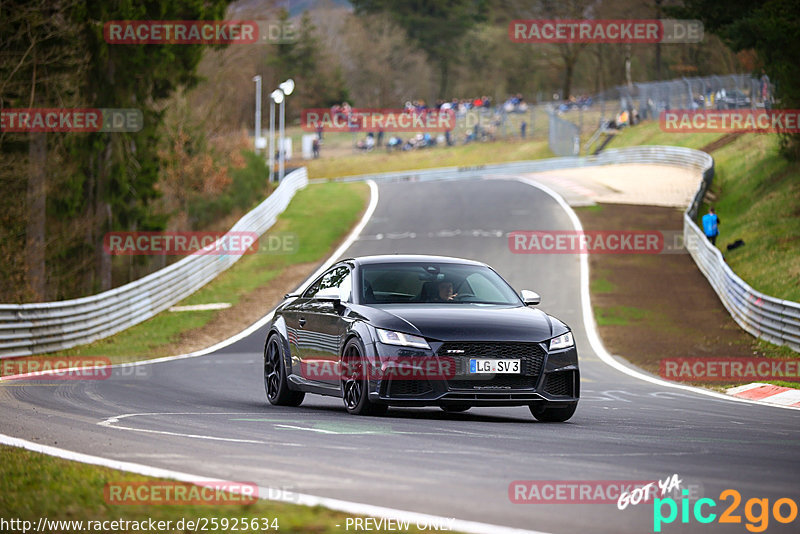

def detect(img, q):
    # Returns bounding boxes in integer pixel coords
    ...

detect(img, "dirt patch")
[700,133,742,154]
[577,203,773,376]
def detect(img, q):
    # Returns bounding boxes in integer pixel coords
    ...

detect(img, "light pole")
[252,75,261,154]
[277,78,294,181]
[269,89,283,183]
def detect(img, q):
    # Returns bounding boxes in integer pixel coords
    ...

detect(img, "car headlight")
[376,328,430,349]
[549,331,574,351]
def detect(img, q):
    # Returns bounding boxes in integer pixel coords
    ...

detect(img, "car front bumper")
[364,339,579,407]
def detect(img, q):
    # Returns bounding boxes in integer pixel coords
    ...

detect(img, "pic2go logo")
[653,489,798,532]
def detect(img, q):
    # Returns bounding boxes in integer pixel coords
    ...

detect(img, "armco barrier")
[315,145,799,352]
[0,168,308,357]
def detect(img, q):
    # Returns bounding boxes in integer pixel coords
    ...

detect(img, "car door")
[297,265,353,386]
[280,282,319,375]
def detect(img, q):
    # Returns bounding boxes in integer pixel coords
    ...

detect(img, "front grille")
[543,371,573,396]
[437,342,546,390]
[385,377,433,397]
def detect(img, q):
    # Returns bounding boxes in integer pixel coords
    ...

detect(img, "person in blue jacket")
[702,207,720,246]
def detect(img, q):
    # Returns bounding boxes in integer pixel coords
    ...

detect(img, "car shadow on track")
[245,401,581,424]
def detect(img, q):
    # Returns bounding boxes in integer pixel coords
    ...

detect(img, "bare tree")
[0,0,87,300]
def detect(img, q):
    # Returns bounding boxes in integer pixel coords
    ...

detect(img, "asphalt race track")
[2,178,799,533]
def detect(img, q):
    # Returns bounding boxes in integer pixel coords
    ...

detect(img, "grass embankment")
[608,121,799,301]
[0,445,442,534]
[297,117,797,306]
[699,135,799,301]
[305,136,552,179]
[582,122,799,389]
[47,181,368,364]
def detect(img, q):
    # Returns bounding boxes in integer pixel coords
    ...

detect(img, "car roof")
[340,254,488,267]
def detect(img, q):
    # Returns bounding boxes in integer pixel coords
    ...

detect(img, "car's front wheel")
[341,338,387,416]
[264,335,304,407]
[529,402,576,422]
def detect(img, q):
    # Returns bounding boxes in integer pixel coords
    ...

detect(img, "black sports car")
[263,255,579,421]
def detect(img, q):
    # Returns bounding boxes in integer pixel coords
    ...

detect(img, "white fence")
[0,168,308,358]
[317,145,800,352]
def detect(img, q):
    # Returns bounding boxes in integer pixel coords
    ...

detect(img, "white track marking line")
[0,432,550,534]
[511,176,800,412]
[169,303,232,311]
[98,412,272,444]
[275,424,342,434]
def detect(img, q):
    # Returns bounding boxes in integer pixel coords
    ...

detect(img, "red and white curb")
[727,383,800,407]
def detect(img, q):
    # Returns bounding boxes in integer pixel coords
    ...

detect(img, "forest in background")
[1,0,796,303]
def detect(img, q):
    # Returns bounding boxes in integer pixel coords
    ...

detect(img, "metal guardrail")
[682,167,800,353]
[5,146,796,357]
[316,145,799,352]
[0,168,309,358]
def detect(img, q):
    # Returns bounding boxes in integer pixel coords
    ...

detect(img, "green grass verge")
[610,122,799,301]
[298,116,722,181]
[590,276,617,294]
[54,182,368,363]
[305,138,553,179]
[699,134,800,301]
[594,305,647,326]
[606,120,722,150]
[0,445,444,534]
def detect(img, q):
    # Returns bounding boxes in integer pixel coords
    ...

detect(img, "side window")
[303,278,323,298]
[338,272,352,302]
[303,266,350,298]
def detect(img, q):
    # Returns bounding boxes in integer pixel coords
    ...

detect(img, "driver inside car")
[433,281,458,302]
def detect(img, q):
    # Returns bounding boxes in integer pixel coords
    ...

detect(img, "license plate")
[469,359,520,374]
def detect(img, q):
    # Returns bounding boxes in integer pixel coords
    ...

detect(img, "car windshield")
[360,262,521,305]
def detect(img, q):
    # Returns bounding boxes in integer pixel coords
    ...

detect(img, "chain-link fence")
[328,103,553,155]
[327,74,771,157]
[604,74,770,120]
[548,109,581,156]
[547,74,773,156]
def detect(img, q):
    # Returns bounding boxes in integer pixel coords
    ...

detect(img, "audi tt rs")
[263,255,579,421]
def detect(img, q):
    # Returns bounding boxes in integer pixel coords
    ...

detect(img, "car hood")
[365,304,562,343]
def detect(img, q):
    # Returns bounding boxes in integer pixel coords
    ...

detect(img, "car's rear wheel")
[441,404,471,413]
[341,338,387,416]
[529,402,576,422]
[264,335,304,407]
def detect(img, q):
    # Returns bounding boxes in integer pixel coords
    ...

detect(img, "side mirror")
[520,290,540,306]
[314,286,341,304]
